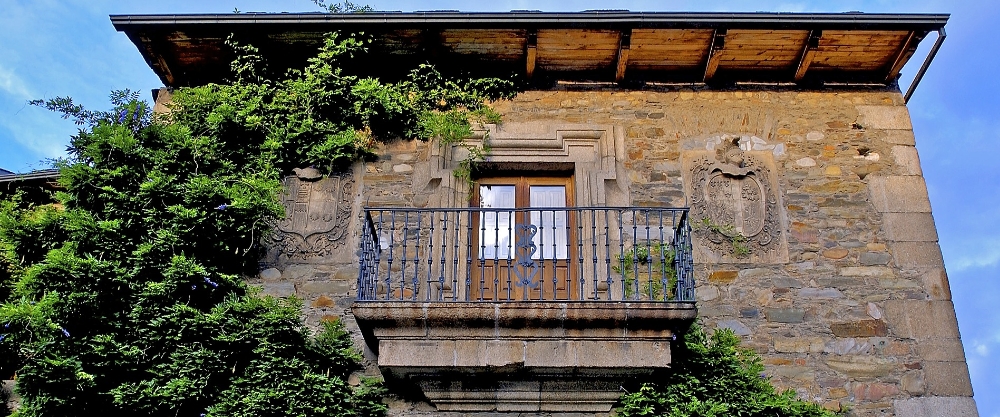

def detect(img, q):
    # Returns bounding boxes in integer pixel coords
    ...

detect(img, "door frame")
[470,175,578,300]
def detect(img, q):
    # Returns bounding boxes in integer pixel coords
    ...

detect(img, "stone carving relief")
[270,171,355,260]
[683,137,788,263]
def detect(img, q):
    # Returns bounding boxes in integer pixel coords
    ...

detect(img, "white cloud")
[0,64,34,100]
[975,341,989,357]
[0,104,74,163]
[948,237,1000,272]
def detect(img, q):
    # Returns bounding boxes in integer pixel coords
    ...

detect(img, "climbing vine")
[696,218,751,258]
[420,106,503,189]
[618,324,840,417]
[613,243,678,300]
[0,30,520,416]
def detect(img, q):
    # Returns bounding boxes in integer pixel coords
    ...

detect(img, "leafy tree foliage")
[618,324,838,417]
[0,31,518,416]
[310,0,374,13]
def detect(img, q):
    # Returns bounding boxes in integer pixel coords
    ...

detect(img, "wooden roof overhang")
[112,11,948,90]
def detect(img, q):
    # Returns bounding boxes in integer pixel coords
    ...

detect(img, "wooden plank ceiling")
[112,12,946,87]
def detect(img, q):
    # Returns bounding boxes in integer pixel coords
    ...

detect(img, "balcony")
[352,207,697,412]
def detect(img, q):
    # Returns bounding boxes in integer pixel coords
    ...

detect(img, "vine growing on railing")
[613,243,678,300]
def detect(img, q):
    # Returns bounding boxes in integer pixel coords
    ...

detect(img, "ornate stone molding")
[270,172,355,261]
[682,136,788,263]
[420,122,629,207]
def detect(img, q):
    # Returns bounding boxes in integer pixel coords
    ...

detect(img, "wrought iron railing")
[357,207,694,302]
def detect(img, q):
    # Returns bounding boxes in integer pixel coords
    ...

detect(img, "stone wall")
[234,85,976,417]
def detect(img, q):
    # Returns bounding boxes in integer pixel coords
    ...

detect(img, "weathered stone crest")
[271,171,355,260]
[683,137,787,263]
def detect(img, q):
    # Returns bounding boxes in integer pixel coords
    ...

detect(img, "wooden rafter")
[615,29,632,82]
[526,29,538,79]
[703,29,727,82]
[420,29,445,59]
[794,30,822,81]
[142,34,176,86]
[885,31,924,82]
[116,12,949,87]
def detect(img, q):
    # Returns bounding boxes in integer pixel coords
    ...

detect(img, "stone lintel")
[352,301,695,412]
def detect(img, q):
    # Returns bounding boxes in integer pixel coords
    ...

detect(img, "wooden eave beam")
[885,30,925,82]
[526,29,537,79]
[420,29,445,60]
[794,30,822,81]
[703,29,727,82]
[139,33,177,86]
[615,29,632,82]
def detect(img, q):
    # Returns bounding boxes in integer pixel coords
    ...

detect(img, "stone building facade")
[123,11,976,417]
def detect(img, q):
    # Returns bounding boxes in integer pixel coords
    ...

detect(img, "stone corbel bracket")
[424,122,629,207]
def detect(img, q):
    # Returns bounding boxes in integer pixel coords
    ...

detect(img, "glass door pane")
[529,185,568,259]
[478,185,515,259]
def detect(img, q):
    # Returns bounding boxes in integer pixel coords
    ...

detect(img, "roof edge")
[0,169,61,183]
[111,11,950,30]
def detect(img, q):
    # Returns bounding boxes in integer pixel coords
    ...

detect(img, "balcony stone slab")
[352,301,696,412]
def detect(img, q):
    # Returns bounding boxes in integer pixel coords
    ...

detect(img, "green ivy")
[0,30,521,416]
[613,243,677,300]
[618,324,839,417]
[696,218,751,258]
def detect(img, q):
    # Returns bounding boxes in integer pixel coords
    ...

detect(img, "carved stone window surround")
[422,122,629,208]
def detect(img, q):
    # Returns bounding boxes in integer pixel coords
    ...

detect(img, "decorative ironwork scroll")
[513,224,541,290]
[271,172,355,260]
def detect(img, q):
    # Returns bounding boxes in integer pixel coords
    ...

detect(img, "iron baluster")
[354,207,692,303]
[466,210,473,301]
[604,209,613,300]
[658,210,667,301]
[413,212,421,301]
[592,209,598,300]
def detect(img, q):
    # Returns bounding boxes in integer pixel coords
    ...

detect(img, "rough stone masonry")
[229,84,977,417]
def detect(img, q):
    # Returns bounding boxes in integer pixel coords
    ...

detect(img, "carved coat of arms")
[684,138,787,263]
[271,172,355,260]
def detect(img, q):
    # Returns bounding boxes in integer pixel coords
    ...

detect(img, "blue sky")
[1,0,997,414]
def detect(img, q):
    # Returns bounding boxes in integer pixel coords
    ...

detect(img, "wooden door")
[471,176,577,300]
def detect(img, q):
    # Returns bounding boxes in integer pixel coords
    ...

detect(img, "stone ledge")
[353,301,698,346]
[378,338,672,369]
[352,301,695,412]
